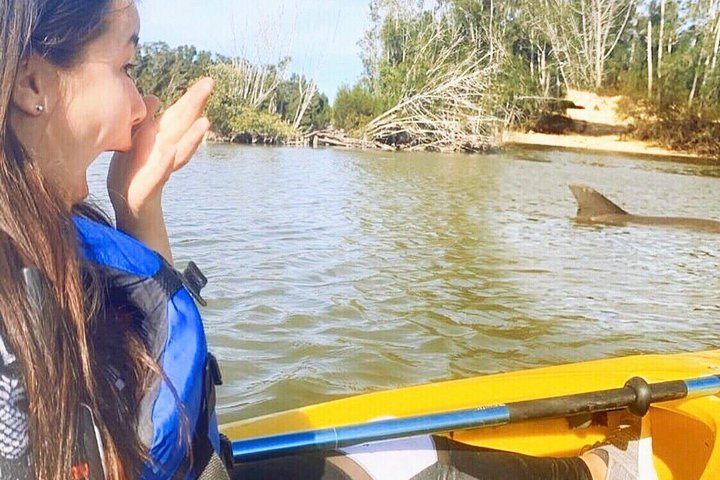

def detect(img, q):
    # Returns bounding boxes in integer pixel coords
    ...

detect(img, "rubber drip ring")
[625,376,652,417]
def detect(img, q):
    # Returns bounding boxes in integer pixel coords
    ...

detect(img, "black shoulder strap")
[192,353,233,478]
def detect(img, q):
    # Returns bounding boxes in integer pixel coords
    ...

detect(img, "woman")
[0,0,218,478]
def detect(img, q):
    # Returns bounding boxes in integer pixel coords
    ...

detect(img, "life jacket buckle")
[181,261,208,307]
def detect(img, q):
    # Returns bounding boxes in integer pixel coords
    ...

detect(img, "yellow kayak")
[222,349,720,479]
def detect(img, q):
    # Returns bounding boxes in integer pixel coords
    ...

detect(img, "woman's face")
[22,0,148,203]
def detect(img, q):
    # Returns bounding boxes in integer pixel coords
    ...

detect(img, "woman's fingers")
[148,143,177,186]
[126,142,177,205]
[158,77,214,142]
[173,117,210,170]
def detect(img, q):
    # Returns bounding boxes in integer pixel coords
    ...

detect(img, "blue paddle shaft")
[231,374,720,462]
[686,376,720,398]
[233,406,509,462]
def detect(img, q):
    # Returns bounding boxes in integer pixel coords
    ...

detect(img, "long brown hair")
[0,1,150,478]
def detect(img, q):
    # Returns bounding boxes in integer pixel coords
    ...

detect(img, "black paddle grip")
[506,376,689,422]
[625,377,652,416]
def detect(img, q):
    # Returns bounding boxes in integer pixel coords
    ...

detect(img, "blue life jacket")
[74,215,223,479]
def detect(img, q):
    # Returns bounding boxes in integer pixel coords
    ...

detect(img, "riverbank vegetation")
[132,42,331,144]
[133,0,720,156]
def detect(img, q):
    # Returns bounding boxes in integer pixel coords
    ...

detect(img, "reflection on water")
[89,146,720,423]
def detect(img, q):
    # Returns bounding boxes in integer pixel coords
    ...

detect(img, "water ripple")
[88,145,720,423]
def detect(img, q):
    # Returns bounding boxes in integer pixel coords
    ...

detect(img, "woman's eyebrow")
[129,33,139,46]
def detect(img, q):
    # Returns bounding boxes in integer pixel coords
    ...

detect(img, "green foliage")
[274,74,332,131]
[132,43,328,142]
[604,0,720,153]
[231,106,298,141]
[498,54,543,102]
[132,1,720,153]
[301,92,332,131]
[631,107,720,157]
[134,42,213,106]
[333,84,386,133]
[340,0,549,134]
[204,63,243,138]
[206,63,298,141]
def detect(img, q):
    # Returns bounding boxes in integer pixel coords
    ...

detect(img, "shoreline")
[501,130,714,163]
[501,89,718,164]
[205,91,720,164]
[209,133,718,165]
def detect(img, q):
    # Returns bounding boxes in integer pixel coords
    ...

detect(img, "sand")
[503,89,700,160]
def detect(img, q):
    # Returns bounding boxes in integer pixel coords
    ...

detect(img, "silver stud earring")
[35,104,44,113]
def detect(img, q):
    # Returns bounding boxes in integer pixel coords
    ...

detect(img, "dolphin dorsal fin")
[568,184,628,218]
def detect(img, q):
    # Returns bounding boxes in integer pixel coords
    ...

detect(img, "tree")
[133,42,213,106]
[205,61,298,142]
[527,0,634,89]
[359,0,430,91]
[275,75,331,132]
[359,3,508,150]
[333,83,386,133]
[686,0,720,107]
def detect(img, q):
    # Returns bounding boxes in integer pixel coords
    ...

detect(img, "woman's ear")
[11,53,56,116]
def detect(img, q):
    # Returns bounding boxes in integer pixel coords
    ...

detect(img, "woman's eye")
[123,63,137,77]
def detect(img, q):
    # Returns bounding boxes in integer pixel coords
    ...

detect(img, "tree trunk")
[689,67,699,108]
[292,79,318,131]
[689,35,703,108]
[541,44,550,96]
[712,13,720,71]
[594,0,604,89]
[530,42,535,79]
[658,0,665,80]
[647,19,653,99]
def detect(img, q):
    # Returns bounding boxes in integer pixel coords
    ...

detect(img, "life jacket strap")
[151,259,208,307]
[192,353,232,477]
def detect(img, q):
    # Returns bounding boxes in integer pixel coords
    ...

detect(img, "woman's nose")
[130,88,148,127]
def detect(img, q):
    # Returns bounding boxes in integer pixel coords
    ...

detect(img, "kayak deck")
[222,350,720,479]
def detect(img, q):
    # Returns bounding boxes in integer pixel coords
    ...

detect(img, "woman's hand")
[108,77,214,262]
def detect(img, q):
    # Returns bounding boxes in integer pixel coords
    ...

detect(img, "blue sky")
[137,1,372,102]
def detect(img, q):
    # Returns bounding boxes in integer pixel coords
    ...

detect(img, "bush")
[628,104,720,159]
[332,84,387,134]
[230,106,297,143]
[206,63,298,143]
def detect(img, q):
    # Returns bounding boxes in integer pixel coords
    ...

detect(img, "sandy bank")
[502,130,700,160]
[503,90,701,160]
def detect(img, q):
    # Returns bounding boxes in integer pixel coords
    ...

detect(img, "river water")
[88,145,720,424]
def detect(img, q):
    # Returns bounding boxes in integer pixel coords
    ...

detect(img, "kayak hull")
[222,350,720,479]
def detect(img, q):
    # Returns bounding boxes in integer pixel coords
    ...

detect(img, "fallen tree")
[365,52,505,152]
[296,129,395,151]
[360,15,508,152]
